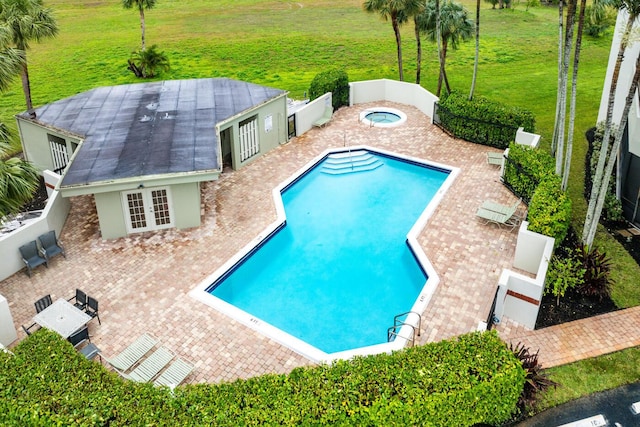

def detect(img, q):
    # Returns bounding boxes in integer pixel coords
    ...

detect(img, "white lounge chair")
[154,357,194,388]
[124,346,174,383]
[487,151,504,166]
[102,333,157,372]
[476,203,521,230]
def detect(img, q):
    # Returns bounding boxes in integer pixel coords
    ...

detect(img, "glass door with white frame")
[122,187,174,234]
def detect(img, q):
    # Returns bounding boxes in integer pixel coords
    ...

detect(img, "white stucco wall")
[293,93,333,136]
[349,79,439,119]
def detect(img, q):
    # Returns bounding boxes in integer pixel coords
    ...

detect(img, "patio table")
[33,298,92,338]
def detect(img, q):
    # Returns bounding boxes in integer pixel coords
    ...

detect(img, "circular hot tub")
[359,107,407,128]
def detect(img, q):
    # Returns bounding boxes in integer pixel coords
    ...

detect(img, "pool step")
[321,151,383,175]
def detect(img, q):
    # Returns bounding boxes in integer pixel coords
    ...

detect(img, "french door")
[48,134,69,173]
[122,187,174,233]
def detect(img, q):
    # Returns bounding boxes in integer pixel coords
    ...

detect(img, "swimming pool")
[191,146,458,362]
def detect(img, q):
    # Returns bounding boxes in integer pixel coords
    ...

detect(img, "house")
[16,78,288,239]
[597,10,640,225]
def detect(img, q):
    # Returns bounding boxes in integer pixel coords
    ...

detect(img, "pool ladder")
[387,311,422,347]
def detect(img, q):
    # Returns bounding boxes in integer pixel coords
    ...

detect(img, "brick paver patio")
[2,101,635,384]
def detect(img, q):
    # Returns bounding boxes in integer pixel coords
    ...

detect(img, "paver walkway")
[1,101,638,385]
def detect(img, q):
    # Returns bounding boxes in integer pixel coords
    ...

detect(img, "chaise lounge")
[476,199,523,231]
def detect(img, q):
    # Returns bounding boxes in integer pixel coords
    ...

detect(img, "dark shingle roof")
[23,78,285,188]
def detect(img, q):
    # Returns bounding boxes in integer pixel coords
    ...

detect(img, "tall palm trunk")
[20,61,33,116]
[561,0,587,191]
[415,16,422,84]
[586,53,640,247]
[469,0,480,100]
[555,0,577,176]
[583,13,636,245]
[392,14,404,81]
[139,8,146,50]
[551,0,564,156]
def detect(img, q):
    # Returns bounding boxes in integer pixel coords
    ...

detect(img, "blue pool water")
[365,111,401,123]
[208,152,449,354]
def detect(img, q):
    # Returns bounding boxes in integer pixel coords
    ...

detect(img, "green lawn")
[2,0,639,413]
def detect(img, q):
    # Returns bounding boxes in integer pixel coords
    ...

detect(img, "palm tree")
[0,24,23,91]
[0,128,39,218]
[554,0,578,176]
[122,0,157,51]
[561,0,588,191]
[0,0,58,115]
[399,0,426,84]
[127,44,170,78]
[364,0,414,81]
[469,0,480,100]
[420,0,473,96]
[583,1,640,246]
[586,52,640,247]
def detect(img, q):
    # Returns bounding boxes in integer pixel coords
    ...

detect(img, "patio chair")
[153,357,195,388]
[67,326,101,361]
[85,296,101,325]
[68,288,87,310]
[476,206,520,231]
[480,198,523,218]
[22,322,41,336]
[123,346,174,383]
[487,151,504,166]
[38,230,66,262]
[19,240,48,277]
[102,333,158,372]
[34,294,53,313]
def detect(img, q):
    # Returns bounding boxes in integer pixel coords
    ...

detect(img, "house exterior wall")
[16,118,81,172]
[218,94,288,170]
[94,182,201,240]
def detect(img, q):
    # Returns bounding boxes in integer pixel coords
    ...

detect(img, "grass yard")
[2,0,639,413]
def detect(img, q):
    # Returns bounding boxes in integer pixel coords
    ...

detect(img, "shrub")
[545,251,586,305]
[509,342,557,416]
[0,330,525,426]
[503,142,555,203]
[308,69,349,111]
[527,175,572,244]
[437,91,535,149]
[127,45,170,79]
[575,245,613,301]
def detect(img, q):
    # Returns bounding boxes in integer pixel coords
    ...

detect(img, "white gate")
[239,116,259,162]
[48,135,69,172]
[122,187,174,234]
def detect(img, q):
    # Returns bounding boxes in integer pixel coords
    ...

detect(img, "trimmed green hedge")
[437,92,535,148]
[308,69,349,111]
[503,142,556,203]
[502,143,572,244]
[527,175,573,245]
[0,330,524,426]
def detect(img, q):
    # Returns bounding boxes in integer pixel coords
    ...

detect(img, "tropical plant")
[399,0,427,84]
[585,0,617,36]
[0,131,39,218]
[0,24,23,92]
[583,0,640,248]
[575,244,613,301]
[0,0,58,115]
[419,0,474,96]
[127,44,169,78]
[510,342,558,415]
[545,251,586,305]
[363,0,417,82]
[122,0,157,51]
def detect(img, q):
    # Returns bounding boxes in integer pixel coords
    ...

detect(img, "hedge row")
[0,330,524,426]
[437,92,535,149]
[503,143,572,244]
